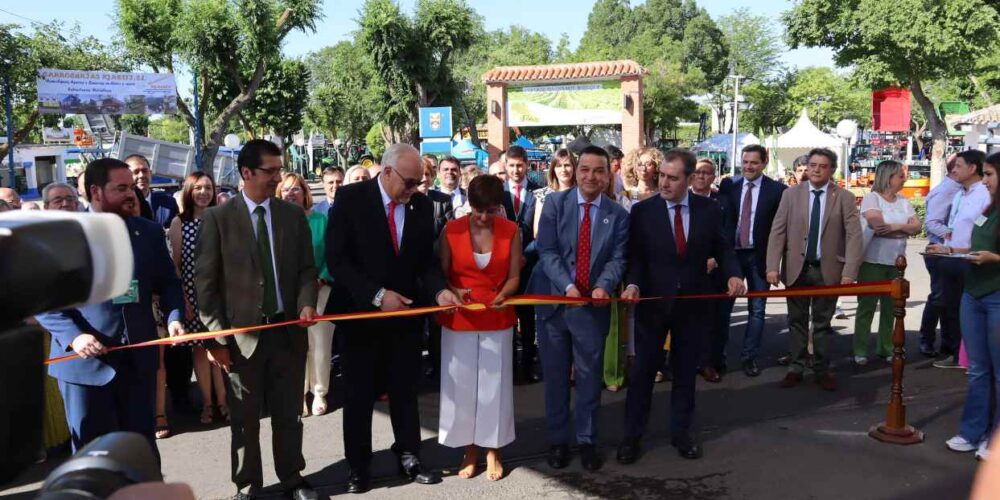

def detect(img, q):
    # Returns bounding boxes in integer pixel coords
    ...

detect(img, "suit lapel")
[821,184,837,235]
[656,198,677,258]
[562,189,579,257]
[799,183,812,232]
[400,199,416,255]
[369,178,396,256]
[270,200,285,279]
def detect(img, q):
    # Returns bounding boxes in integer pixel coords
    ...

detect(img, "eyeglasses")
[47,196,77,205]
[389,168,423,190]
[280,186,304,194]
[256,166,283,177]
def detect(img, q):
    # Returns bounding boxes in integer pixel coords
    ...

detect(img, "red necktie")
[387,201,400,255]
[513,184,522,216]
[673,204,687,259]
[575,202,592,293]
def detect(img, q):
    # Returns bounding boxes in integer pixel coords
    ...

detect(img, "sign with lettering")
[37,69,178,115]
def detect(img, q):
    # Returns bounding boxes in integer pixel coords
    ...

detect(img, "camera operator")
[35,158,185,461]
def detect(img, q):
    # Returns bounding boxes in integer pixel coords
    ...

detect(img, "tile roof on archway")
[482,60,647,84]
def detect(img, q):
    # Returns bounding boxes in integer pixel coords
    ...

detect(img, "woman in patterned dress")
[167,171,227,425]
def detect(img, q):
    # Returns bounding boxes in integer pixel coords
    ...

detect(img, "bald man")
[0,187,22,209]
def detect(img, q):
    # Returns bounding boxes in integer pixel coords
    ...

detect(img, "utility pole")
[3,59,14,189]
[729,74,744,177]
[193,72,203,172]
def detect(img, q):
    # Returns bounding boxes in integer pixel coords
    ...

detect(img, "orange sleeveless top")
[437,216,518,331]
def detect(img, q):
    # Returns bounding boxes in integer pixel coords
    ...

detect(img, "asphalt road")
[2,239,981,500]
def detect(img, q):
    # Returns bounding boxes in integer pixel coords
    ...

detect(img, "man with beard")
[195,139,319,500]
[37,158,185,458]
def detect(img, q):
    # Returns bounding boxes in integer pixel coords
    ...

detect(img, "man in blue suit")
[716,144,787,378]
[616,149,744,463]
[37,158,185,456]
[502,145,543,384]
[126,154,178,229]
[528,145,629,472]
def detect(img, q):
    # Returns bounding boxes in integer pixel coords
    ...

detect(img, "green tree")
[358,0,480,143]
[785,67,870,130]
[577,0,635,61]
[717,7,785,82]
[784,0,1000,185]
[740,71,797,136]
[365,122,387,160]
[0,22,126,159]
[118,115,151,136]
[238,58,310,143]
[305,41,377,153]
[116,0,321,172]
[148,116,192,143]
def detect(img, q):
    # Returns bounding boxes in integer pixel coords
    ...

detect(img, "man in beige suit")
[766,147,862,392]
[194,139,319,500]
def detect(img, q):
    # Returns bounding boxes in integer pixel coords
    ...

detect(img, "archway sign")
[481,60,647,163]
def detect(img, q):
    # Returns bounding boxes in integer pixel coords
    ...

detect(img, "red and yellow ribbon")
[45,280,895,365]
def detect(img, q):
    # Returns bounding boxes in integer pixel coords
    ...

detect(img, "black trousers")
[624,299,704,440]
[340,321,423,473]
[164,344,193,408]
[938,258,968,356]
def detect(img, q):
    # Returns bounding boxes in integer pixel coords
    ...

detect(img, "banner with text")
[507,81,621,127]
[37,69,178,115]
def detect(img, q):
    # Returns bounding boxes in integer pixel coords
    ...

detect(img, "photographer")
[35,158,185,459]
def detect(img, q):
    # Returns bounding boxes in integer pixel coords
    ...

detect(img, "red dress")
[437,216,517,331]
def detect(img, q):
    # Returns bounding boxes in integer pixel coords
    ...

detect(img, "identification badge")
[112,279,140,304]
[975,215,988,227]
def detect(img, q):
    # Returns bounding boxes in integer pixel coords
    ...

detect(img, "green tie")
[806,189,822,263]
[253,206,278,316]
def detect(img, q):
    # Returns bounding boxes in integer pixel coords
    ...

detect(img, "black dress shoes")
[547,444,570,469]
[346,471,370,494]
[671,437,702,460]
[399,460,441,485]
[578,444,603,471]
[615,438,640,465]
[742,359,761,377]
[285,481,319,500]
[699,366,722,383]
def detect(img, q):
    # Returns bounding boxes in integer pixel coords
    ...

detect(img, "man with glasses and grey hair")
[325,143,463,493]
[42,182,79,212]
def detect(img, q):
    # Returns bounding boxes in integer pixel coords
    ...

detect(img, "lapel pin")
[603,218,610,224]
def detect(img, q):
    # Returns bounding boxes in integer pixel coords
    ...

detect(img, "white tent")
[773,109,847,177]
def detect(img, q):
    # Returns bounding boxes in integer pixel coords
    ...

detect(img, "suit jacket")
[426,189,454,237]
[502,179,542,252]
[148,190,179,229]
[766,181,863,286]
[194,195,318,358]
[39,216,184,386]
[626,194,741,319]
[528,188,629,326]
[719,175,786,271]
[324,178,447,331]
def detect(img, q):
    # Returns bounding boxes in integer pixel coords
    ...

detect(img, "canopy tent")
[451,138,489,167]
[511,135,549,161]
[692,132,760,153]
[773,109,847,178]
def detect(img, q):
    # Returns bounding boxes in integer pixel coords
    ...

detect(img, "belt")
[261,312,285,324]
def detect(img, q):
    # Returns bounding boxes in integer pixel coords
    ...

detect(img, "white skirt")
[438,326,515,449]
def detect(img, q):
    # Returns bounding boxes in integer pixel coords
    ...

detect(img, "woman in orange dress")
[438,175,523,481]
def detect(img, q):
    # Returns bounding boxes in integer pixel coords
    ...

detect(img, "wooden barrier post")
[869,255,925,445]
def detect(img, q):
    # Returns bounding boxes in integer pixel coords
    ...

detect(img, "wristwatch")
[372,288,387,308]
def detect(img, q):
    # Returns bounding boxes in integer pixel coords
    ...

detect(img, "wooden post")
[869,255,925,445]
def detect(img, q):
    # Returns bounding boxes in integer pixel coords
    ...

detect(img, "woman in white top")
[617,147,662,211]
[532,149,577,236]
[854,160,922,364]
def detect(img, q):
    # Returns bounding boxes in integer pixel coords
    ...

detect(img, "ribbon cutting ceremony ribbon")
[45,280,895,365]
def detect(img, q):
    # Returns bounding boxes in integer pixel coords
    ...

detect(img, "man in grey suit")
[194,140,319,500]
[528,145,629,472]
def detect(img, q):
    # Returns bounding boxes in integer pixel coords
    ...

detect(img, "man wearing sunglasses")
[325,143,463,494]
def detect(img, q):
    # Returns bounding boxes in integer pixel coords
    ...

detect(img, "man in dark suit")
[500,145,543,383]
[37,158,185,457]
[326,143,462,494]
[433,155,467,211]
[616,149,744,463]
[125,154,178,229]
[528,146,629,471]
[312,166,345,217]
[195,140,319,500]
[717,144,787,378]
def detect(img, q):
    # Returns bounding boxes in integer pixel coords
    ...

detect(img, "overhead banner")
[507,81,621,127]
[37,69,178,115]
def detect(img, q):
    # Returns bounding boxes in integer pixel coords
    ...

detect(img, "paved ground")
[2,240,982,499]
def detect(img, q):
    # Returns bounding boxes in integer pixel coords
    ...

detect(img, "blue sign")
[419,107,453,139]
[420,139,453,155]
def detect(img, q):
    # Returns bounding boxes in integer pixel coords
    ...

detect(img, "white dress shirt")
[946,181,991,248]
[241,191,284,313]
[735,175,762,248]
[378,174,405,248]
[806,182,831,260]
[568,190,602,289]
[507,180,529,216]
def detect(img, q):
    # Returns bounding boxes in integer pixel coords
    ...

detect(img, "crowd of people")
[7,137,1000,499]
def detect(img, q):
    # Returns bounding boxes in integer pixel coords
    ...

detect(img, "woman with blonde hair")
[345,164,371,184]
[618,147,662,211]
[276,173,337,416]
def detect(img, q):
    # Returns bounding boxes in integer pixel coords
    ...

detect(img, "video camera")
[0,210,137,493]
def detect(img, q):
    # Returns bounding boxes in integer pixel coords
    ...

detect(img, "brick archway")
[481,60,647,163]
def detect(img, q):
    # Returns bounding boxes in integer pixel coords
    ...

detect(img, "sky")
[3,0,835,69]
